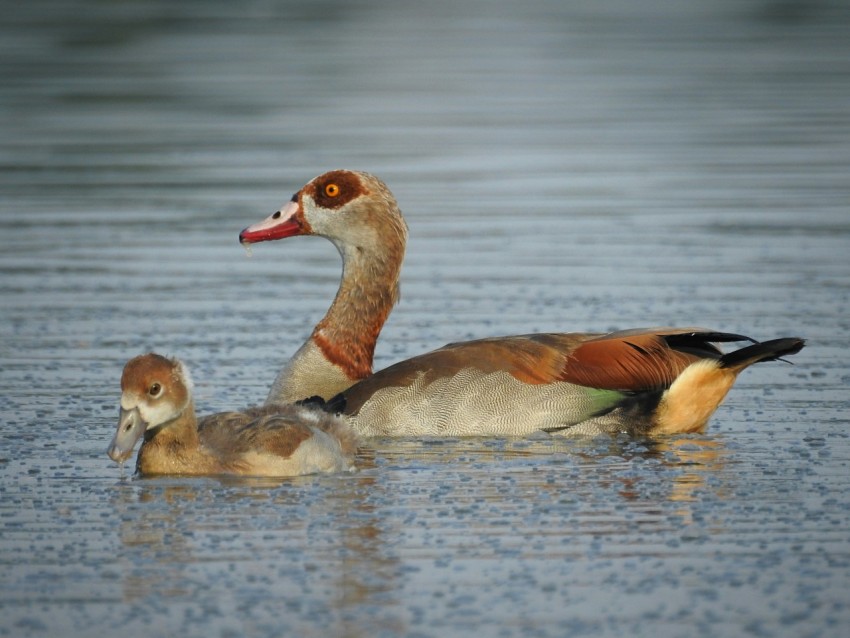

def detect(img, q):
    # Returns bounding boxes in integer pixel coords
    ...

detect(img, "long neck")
[266,218,406,405]
[315,239,402,376]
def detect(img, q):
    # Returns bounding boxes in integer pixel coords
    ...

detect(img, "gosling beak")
[107,407,147,463]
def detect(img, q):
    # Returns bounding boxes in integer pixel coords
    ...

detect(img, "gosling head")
[107,353,192,463]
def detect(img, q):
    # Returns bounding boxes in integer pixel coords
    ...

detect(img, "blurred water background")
[1,0,849,636]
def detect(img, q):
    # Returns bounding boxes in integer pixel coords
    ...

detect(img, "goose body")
[107,353,359,476]
[324,330,803,437]
[239,170,804,437]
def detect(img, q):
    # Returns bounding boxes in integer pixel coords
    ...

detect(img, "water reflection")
[111,482,205,601]
[641,436,729,527]
[104,432,728,624]
[377,434,728,504]
[108,471,402,622]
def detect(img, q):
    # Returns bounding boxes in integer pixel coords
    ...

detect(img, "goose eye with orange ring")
[324,183,340,197]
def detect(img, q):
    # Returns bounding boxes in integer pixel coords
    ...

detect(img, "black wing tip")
[672,331,758,345]
[295,393,347,414]
[720,337,805,369]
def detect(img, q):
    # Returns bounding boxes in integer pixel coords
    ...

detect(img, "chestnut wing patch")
[559,333,701,391]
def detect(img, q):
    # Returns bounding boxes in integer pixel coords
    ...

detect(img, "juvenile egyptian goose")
[239,170,804,437]
[107,353,359,476]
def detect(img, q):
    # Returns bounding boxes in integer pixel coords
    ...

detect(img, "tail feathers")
[719,337,805,371]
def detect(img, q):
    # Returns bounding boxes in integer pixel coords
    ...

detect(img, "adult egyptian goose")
[239,170,804,437]
[107,353,359,476]
[240,171,407,404]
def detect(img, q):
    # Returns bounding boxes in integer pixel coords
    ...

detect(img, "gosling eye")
[324,183,340,197]
[148,383,162,397]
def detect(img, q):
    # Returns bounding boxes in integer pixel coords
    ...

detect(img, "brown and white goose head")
[239,170,408,405]
[107,353,194,464]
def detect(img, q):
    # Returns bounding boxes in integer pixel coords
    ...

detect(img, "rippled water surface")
[2,1,850,636]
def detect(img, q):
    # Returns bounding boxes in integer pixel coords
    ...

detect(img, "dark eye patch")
[311,170,368,209]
